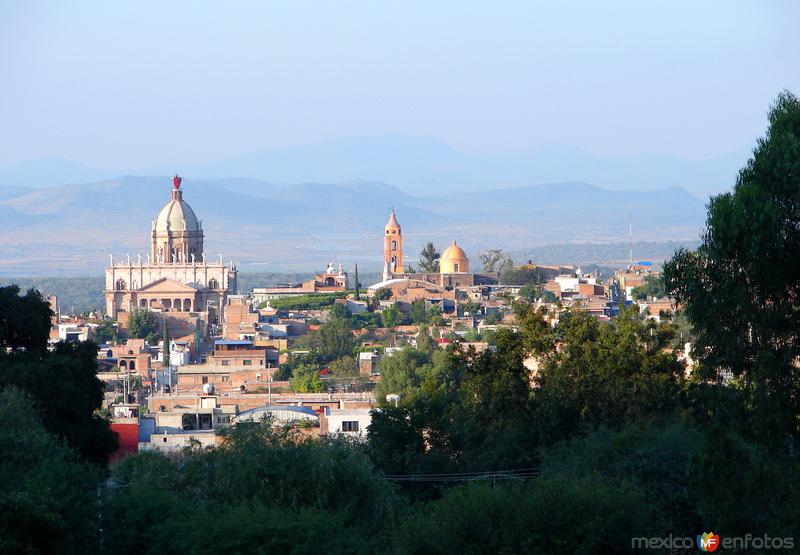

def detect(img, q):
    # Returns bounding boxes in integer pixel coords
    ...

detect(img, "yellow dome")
[440,241,469,273]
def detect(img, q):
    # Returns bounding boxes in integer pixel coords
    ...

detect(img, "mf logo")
[697,532,720,552]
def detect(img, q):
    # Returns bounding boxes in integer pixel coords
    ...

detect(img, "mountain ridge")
[0,135,750,198]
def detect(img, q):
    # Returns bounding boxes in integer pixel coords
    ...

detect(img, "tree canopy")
[0,286,117,465]
[126,308,159,341]
[665,90,800,442]
[418,242,440,273]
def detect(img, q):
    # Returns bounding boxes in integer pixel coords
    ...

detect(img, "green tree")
[311,317,355,362]
[375,287,392,301]
[427,303,444,325]
[664,91,800,442]
[416,324,438,354]
[327,302,351,320]
[103,420,398,553]
[532,307,683,444]
[631,274,667,300]
[410,299,428,324]
[0,288,118,464]
[0,341,119,465]
[126,308,159,340]
[518,283,537,302]
[382,303,401,328]
[418,242,441,273]
[399,476,660,554]
[289,364,325,392]
[0,285,52,353]
[329,355,358,378]
[0,388,102,554]
[94,319,117,344]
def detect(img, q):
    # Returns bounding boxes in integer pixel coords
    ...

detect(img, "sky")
[1,0,799,168]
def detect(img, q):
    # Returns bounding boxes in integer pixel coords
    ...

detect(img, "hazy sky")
[1,1,798,168]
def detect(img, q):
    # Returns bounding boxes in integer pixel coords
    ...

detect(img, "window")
[115,279,126,291]
[454,263,460,272]
[217,415,231,424]
[221,375,230,382]
[391,240,397,250]
[208,278,219,290]
[201,376,208,384]
[342,421,360,432]
[221,360,230,366]
[243,360,252,366]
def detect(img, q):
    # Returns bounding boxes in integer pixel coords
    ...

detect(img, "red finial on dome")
[172,175,182,189]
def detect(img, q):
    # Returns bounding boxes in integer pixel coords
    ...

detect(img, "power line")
[380,468,540,482]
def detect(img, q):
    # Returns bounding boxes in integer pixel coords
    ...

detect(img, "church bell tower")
[383,208,403,279]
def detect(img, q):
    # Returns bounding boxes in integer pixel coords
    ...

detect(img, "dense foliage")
[126,307,159,342]
[665,91,800,442]
[631,274,667,300]
[0,286,118,465]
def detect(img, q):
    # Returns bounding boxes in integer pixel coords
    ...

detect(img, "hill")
[0,176,704,275]
[0,136,749,198]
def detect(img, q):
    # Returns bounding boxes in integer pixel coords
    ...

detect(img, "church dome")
[440,241,469,273]
[150,176,204,264]
[154,178,200,232]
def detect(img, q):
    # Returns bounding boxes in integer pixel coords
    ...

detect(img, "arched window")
[183,299,192,311]
[119,360,127,370]
[325,277,336,286]
[115,279,126,291]
[132,280,138,290]
[129,361,136,370]
[208,278,219,290]
[391,240,397,250]
[140,299,147,307]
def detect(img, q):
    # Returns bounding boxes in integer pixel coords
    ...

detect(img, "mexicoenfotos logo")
[697,532,720,552]
[632,532,794,551]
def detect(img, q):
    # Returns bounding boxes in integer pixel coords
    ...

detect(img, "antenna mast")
[628,208,633,267]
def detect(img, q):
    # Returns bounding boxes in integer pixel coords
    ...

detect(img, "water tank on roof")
[202,383,214,395]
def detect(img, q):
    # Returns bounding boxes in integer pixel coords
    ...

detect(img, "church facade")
[104,176,237,333]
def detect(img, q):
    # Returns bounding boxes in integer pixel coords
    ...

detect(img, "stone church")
[381,209,496,288]
[104,176,237,333]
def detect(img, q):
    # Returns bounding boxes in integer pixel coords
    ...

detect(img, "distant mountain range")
[0,175,706,276]
[0,135,750,198]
